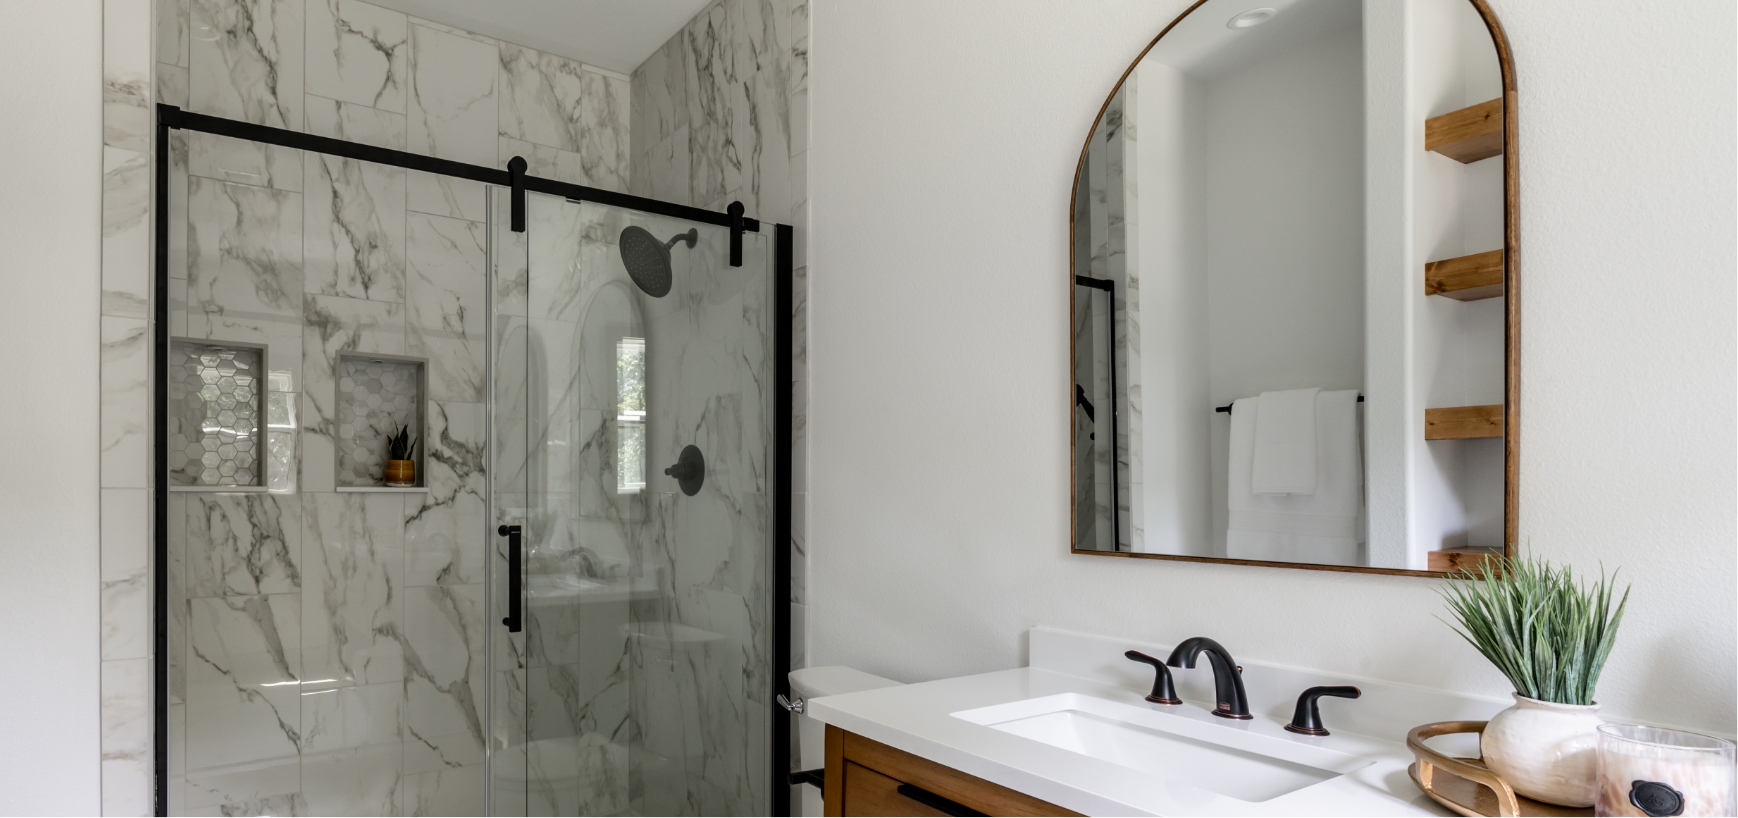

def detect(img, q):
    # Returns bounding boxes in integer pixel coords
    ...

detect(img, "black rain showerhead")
[618,226,697,297]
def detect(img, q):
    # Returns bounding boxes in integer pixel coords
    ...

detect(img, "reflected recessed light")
[1228,8,1278,29]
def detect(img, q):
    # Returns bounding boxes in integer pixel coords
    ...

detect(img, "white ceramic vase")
[1482,694,1604,807]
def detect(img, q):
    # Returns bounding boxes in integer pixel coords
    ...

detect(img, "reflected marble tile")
[101,315,149,489]
[407,213,486,403]
[100,160,147,321]
[306,0,408,113]
[406,764,486,817]
[302,492,405,686]
[185,493,301,598]
[189,0,302,131]
[101,657,154,815]
[403,584,486,775]
[104,0,152,153]
[407,401,485,586]
[408,170,487,222]
[790,491,806,605]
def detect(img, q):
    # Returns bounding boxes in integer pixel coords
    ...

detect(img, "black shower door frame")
[150,103,795,817]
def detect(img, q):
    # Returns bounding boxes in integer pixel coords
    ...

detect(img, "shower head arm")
[665,228,699,250]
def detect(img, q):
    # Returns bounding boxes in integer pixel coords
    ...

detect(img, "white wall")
[809,0,1735,737]
[0,1,105,813]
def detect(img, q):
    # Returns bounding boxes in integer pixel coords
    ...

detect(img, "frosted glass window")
[618,337,647,493]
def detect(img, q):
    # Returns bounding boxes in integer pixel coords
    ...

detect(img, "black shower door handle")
[499,525,522,632]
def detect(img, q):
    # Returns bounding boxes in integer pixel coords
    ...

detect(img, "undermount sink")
[951,693,1373,803]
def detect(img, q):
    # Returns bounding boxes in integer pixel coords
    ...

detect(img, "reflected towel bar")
[1215,395,1363,414]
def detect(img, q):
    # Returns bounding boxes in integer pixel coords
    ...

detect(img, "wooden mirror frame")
[1067,0,1520,577]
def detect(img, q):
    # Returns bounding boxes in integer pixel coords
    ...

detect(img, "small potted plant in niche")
[384,424,417,487]
[1438,555,1629,808]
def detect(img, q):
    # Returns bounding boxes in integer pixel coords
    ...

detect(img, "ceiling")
[368,0,715,75]
[1148,0,1362,81]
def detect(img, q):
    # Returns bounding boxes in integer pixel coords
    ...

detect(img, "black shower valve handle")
[1124,650,1182,705]
[1285,685,1361,737]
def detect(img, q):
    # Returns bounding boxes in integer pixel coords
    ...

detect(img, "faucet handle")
[1284,685,1361,737]
[1124,650,1182,705]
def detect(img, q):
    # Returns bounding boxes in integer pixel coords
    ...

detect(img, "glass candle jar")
[1596,724,1735,817]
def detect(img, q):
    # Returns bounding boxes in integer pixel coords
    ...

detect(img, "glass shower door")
[491,190,775,816]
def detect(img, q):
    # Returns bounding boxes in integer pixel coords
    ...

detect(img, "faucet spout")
[1165,637,1252,720]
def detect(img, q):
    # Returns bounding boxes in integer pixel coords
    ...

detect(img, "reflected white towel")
[1226,390,1364,566]
[1252,388,1319,495]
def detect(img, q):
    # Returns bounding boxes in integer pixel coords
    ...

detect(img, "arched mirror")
[1069,0,1517,575]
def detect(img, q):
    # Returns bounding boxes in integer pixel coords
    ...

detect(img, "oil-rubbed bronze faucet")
[1123,650,1181,705]
[1166,637,1251,720]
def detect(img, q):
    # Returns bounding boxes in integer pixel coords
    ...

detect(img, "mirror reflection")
[1071,0,1512,572]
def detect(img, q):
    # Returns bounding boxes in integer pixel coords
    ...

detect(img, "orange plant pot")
[384,459,416,487]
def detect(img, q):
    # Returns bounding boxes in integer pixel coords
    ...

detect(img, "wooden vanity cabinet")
[823,725,1080,817]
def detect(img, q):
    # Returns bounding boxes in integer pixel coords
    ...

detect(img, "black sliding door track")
[157,105,762,233]
[151,103,789,816]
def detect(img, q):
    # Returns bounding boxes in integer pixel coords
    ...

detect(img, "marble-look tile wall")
[137,0,626,814]
[100,0,158,813]
[627,0,810,797]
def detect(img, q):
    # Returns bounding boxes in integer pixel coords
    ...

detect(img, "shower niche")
[334,352,428,492]
[167,339,267,490]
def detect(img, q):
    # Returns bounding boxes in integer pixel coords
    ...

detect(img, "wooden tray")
[1407,721,1593,817]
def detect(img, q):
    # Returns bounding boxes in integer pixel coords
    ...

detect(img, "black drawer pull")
[896,783,986,817]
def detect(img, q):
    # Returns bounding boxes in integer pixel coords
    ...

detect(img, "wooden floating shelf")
[1425,404,1504,440]
[1428,546,1503,574]
[1426,249,1506,301]
[1426,98,1504,163]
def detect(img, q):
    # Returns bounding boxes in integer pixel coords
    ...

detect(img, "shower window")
[617,336,647,493]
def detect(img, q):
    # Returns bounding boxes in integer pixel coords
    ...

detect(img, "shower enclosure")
[153,106,792,816]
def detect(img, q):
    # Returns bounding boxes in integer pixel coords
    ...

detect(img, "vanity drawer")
[825,725,1079,817]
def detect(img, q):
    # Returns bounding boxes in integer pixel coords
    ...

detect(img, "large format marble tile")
[302,492,405,687]
[301,294,405,492]
[185,594,301,772]
[407,23,498,222]
[406,764,486,816]
[305,95,407,149]
[101,657,154,815]
[189,0,303,130]
[306,0,408,113]
[101,315,150,490]
[304,151,408,303]
[407,401,485,586]
[578,69,630,193]
[498,43,587,152]
[631,32,688,156]
[301,743,402,816]
[158,0,189,68]
[188,131,304,193]
[102,489,151,660]
[159,61,190,108]
[301,682,402,752]
[103,146,151,319]
[403,584,486,776]
[407,213,487,403]
[104,0,153,153]
[184,493,301,598]
[185,176,306,390]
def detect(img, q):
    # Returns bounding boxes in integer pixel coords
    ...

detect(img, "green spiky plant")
[1437,555,1629,706]
[386,423,417,462]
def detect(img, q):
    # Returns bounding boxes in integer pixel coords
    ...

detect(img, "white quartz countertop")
[806,666,1454,817]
